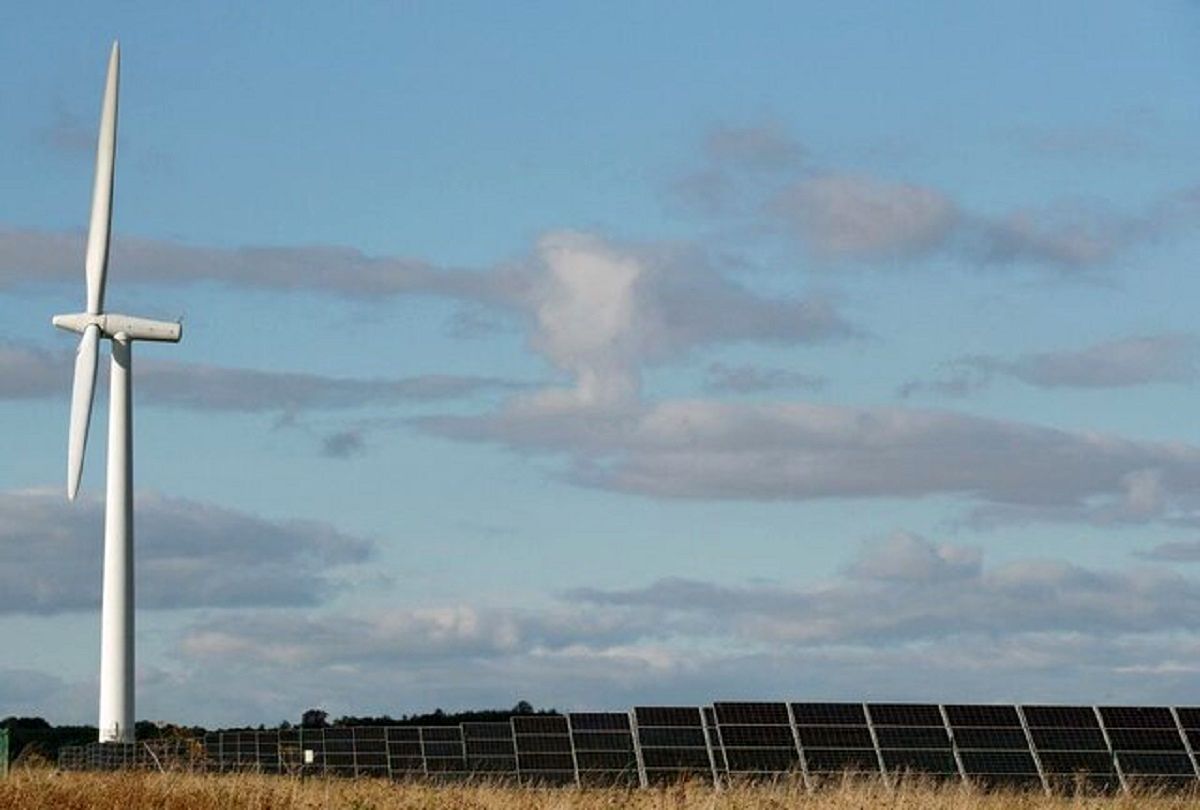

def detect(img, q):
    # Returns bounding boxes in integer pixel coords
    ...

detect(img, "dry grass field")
[2,769,1199,810]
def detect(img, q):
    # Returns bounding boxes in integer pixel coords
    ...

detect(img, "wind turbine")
[52,42,182,744]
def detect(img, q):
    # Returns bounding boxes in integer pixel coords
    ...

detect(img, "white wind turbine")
[52,42,182,744]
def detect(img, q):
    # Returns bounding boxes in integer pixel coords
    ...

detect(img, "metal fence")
[56,702,1200,793]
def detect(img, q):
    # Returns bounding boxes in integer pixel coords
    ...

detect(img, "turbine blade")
[67,324,101,500]
[84,42,119,316]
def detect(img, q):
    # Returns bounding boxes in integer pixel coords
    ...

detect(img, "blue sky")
[3,2,1200,727]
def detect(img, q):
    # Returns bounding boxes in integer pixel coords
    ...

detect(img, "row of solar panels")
[58,703,1200,792]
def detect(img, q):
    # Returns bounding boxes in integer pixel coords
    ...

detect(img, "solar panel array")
[56,703,1200,793]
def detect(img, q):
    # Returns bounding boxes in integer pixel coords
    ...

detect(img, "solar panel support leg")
[629,710,648,789]
[938,704,968,786]
[1170,707,1200,780]
[862,703,889,789]
[699,707,721,791]
[1093,706,1128,794]
[1015,705,1050,796]
[564,713,582,789]
[785,702,812,792]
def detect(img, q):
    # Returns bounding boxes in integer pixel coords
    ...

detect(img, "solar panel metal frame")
[512,715,576,786]
[1170,707,1200,780]
[420,725,468,780]
[945,704,1044,791]
[633,706,717,786]
[462,722,518,777]
[865,703,961,783]
[1020,705,1121,793]
[789,702,881,785]
[569,712,640,787]
[711,702,803,783]
[1097,706,1199,787]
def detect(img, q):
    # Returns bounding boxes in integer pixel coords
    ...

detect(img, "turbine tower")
[52,42,182,744]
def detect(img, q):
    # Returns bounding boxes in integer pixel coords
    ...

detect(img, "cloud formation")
[772,174,960,261]
[504,232,850,408]
[704,362,826,394]
[900,334,1197,398]
[0,342,520,410]
[0,229,444,297]
[568,536,1200,644]
[0,490,374,613]
[669,123,1200,272]
[421,397,1200,523]
[1134,540,1200,563]
[121,534,1200,723]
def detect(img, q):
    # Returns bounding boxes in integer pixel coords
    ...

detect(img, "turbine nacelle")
[53,312,182,343]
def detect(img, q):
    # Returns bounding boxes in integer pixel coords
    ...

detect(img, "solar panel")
[277,729,301,774]
[512,715,575,786]
[349,727,388,777]
[945,704,1041,789]
[569,712,639,787]
[462,722,517,775]
[634,706,715,785]
[1100,707,1176,729]
[711,702,800,781]
[1177,708,1200,729]
[867,703,959,780]
[797,725,875,748]
[298,728,326,775]
[1022,706,1119,792]
[952,727,1030,750]
[715,702,791,725]
[1098,706,1198,788]
[881,749,958,775]
[1023,706,1099,728]
[323,727,355,775]
[959,750,1040,775]
[385,726,424,777]
[875,725,951,748]
[944,704,1022,727]
[421,726,466,778]
[792,702,869,725]
[791,702,879,782]
[869,703,944,727]
[256,730,281,773]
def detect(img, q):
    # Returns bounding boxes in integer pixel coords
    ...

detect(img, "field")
[3,770,1199,810]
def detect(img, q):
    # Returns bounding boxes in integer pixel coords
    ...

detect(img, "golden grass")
[2,770,1199,810]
